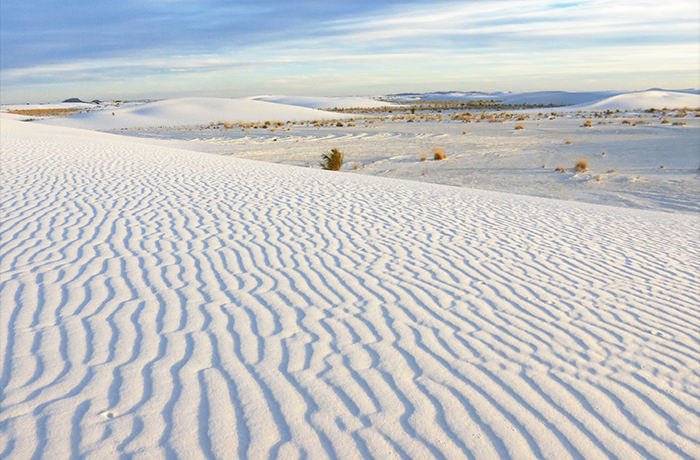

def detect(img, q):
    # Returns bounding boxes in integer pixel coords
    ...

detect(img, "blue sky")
[1,0,698,102]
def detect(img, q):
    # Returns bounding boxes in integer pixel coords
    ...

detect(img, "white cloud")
[2,0,698,101]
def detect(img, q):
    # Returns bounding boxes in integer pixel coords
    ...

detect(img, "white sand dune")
[500,91,619,106]
[1,102,98,111]
[383,89,700,109]
[383,90,618,106]
[384,91,501,102]
[252,95,395,109]
[573,90,700,111]
[40,97,350,131]
[1,118,699,459]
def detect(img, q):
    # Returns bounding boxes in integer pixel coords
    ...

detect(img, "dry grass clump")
[672,121,686,126]
[565,138,572,145]
[6,108,84,117]
[514,124,525,130]
[574,160,588,172]
[320,148,344,171]
[420,156,428,162]
[661,118,670,124]
[607,169,616,173]
[433,147,446,161]
[583,120,593,127]
[555,166,567,173]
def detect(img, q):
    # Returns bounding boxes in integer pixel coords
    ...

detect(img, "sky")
[1,0,698,103]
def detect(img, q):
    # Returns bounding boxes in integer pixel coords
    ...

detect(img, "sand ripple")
[1,120,698,459]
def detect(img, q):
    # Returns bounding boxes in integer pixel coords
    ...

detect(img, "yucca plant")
[320,148,344,171]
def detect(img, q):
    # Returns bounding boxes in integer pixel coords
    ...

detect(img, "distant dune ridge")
[0,117,698,459]
[251,95,396,109]
[6,89,696,132]
[42,96,354,130]
[573,90,700,111]
[382,89,699,109]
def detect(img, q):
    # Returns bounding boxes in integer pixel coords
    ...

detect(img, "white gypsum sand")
[42,97,353,131]
[1,117,698,459]
[251,95,397,109]
[95,91,700,213]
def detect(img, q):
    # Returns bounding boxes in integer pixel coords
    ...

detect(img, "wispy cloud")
[1,0,697,102]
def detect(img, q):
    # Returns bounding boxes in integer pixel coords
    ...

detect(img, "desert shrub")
[433,148,446,161]
[320,148,344,171]
[555,167,566,173]
[514,124,524,130]
[574,160,588,172]
[583,120,593,127]
[565,138,572,144]
[420,156,428,162]
[661,118,670,124]
[607,169,616,173]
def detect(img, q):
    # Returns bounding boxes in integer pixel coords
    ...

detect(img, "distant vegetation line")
[328,100,564,113]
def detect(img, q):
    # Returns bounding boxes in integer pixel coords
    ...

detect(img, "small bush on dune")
[514,124,524,130]
[420,156,428,162]
[574,160,588,172]
[555,166,566,173]
[320,148,344,171]
[433,147,446,161]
